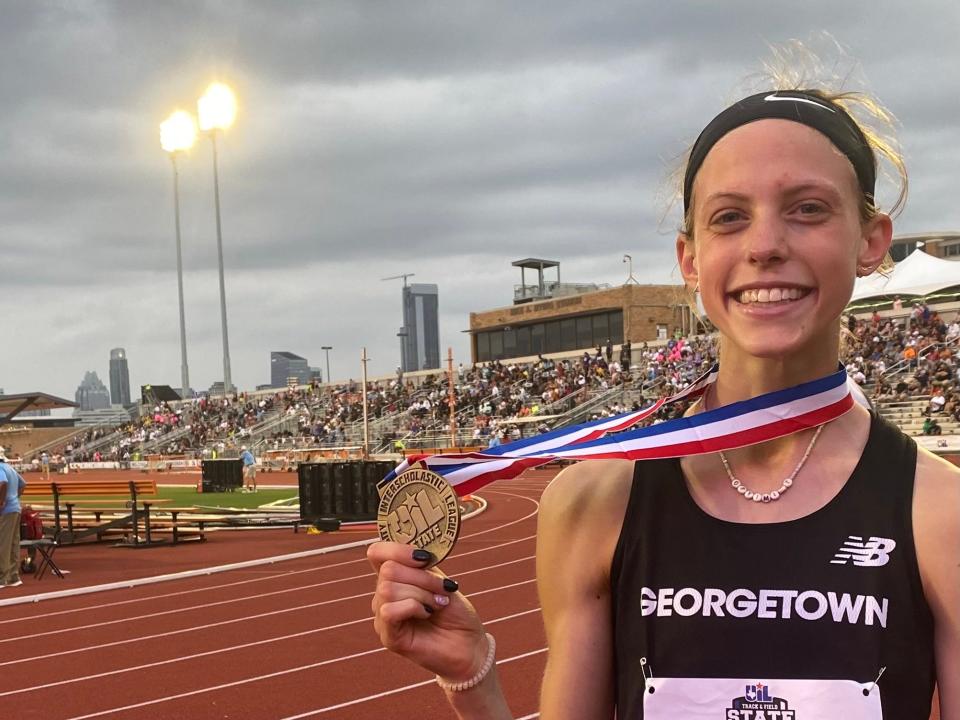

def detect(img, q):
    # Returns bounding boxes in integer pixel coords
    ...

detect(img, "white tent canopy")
[850,249,960,302]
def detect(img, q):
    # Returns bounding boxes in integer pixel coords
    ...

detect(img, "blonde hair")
[671,38,907,322]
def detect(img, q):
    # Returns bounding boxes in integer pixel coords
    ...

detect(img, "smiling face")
[677,119,891,369]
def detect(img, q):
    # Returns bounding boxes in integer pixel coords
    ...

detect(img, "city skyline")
[74,370,110,412]
[400,284,441,373]
[269,350,322,388]
[109,347,132,407]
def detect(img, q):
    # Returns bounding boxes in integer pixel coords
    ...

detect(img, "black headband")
[683,90,876,213]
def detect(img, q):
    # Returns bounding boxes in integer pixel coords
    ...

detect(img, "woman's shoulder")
[539,460,635,530]
[913,446,960,518]
[537,460,636,591]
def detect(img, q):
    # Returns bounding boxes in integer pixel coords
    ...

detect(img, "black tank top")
[610,412,935,718]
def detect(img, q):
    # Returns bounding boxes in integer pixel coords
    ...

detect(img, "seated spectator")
[922,417,942,436]
[929,391,947,414]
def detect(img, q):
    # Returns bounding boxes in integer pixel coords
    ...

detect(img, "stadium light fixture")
[198,82,237,132]
[159,111,197,153]
[159,110,196,400]
[198,82,237,395]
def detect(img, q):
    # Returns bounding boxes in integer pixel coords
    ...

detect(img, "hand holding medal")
[371,467,496,694]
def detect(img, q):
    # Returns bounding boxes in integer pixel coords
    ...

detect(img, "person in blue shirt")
[240,446,256,492]
[0,450,26,587]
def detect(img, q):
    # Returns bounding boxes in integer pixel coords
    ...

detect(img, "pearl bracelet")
[436,633,496,692]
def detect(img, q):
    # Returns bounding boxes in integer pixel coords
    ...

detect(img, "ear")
[857,213,893,271]
[676,232,698,288]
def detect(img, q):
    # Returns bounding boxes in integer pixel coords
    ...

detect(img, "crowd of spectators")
[461,336,719,445]
[58,385,325,462]
[844,303,960,434]
[39,305,960,461]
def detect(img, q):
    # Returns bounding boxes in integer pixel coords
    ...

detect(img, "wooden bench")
[23,479,163,546]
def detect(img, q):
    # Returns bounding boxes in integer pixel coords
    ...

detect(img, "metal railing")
[879,336,959,381]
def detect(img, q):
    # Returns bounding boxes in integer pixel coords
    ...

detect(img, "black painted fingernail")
[412,549,434,564]
[443,578,459,593]
[422,603,434,615]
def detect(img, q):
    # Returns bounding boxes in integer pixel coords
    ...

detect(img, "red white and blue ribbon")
[384,364,864,497]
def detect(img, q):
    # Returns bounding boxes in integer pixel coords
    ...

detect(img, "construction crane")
[381,272,415,287]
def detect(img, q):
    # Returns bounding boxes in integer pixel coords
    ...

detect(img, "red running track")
[0,470,554,720]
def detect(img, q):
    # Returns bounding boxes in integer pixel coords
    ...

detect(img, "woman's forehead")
[692,118,859,200]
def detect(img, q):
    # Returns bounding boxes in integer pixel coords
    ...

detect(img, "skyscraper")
[271,351,312,388]
[109,348,131,406]
[400,283,440,372]
[75,371,111,412]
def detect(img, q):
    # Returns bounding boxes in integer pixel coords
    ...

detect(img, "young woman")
[367,83,959,719]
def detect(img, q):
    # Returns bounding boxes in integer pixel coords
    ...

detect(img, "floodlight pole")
[321,345,333,385]
[210,129,233,395]
[448,347,456,448]
[361,347,370,458]
[170,153,190,400]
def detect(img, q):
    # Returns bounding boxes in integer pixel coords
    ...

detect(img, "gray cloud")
[2,1,958,398]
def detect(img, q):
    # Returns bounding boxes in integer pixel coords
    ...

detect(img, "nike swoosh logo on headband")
[764,94,837,112]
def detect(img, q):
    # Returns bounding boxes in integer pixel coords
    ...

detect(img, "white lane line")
[0,565,318,626]
[1,491,539,633]
[0,488,540,612]
[4,605,541,698]
[1,556,536,668]
[0,537,376,610]
[0,535,535,646]
[59,613,546,720]
[279,648,548,719]
[0,495,520,625]
[0,608,540,697]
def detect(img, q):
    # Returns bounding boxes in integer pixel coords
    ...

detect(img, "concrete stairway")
[873,396,959,436]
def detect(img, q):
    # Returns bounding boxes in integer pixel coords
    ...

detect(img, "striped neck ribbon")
[384,364,862,497]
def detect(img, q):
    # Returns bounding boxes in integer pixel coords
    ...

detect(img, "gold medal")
[377,467,460,566]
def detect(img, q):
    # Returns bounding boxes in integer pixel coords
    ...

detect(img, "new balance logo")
[831,536,896,567]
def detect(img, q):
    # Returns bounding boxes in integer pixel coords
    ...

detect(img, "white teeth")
[737,288,806,304]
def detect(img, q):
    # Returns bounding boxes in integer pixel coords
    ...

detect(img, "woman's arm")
[367,541,513,720]
[536,460,635,720]
[913,450,960,720]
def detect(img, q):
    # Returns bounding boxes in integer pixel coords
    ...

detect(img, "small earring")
[857,265,873,277]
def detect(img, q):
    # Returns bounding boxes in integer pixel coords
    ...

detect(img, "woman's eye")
[796,202,825,215]
[713,210,744,225]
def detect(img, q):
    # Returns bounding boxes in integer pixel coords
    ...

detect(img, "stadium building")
[468,258,699,363]
[889,231,960,262]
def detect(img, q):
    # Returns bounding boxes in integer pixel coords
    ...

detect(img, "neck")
[705,340,840,465]
[712,344,839,407]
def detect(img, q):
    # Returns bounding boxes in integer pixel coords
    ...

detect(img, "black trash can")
[201,459,243,492]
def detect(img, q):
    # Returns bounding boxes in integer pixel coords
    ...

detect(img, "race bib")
[643,677,882,719]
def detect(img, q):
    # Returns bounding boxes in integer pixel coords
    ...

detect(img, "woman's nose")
[744,214,788,265]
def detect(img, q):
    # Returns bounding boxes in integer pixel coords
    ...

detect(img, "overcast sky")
[3,1,958,402]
